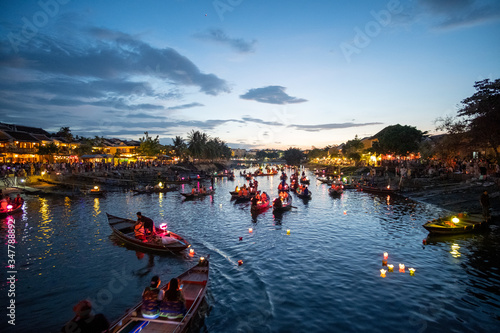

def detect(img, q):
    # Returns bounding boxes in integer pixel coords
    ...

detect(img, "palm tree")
[172,136,187,160]
[187,130,208,159]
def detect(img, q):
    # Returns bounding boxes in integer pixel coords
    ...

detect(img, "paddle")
[291,206,298,209]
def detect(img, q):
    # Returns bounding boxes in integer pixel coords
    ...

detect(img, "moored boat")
[180,190,214,199]
[108,256,210,333]
[358,184,397,195]
[107,213,190,253]
[422,213,488,235]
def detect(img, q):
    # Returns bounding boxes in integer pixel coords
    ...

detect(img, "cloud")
[289,122,383,132]
[241,117,284,126]
[240,86,308,105]
[194,29,256,53]
[416,0,500,29]
[167,102,204,111]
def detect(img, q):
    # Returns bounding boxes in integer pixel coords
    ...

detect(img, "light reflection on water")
[1,169,499,333]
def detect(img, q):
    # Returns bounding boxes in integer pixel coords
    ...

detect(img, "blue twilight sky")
[1,0,499,149]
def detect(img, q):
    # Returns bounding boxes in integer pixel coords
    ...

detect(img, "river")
[1,168,499,332]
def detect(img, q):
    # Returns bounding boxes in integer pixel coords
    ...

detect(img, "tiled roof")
[2,130,40,142]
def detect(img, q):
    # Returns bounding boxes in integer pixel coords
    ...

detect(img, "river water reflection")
[1,169,500,332]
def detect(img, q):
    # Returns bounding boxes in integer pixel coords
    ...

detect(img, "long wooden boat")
[251,198,270,214]
[358,184,397,195]
[296,190,312,200]
[0,203,23,218]
[329,187,343,196]
[422,213,488,235]
[300,177,310,185]
[107,213,190,253]
[133,186,178,195]
[108,256,210,333]
[272,197,293,213]
[180,190,214,199]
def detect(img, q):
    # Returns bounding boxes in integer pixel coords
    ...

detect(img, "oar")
[291,206,298,209]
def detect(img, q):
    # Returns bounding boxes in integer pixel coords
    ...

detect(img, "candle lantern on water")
[380,269,387,278]
[409,268,415,276]
[286,229,291,235]
[383,252,388,259]
[189,249,195,256]
[399,263,405,273]
[249,228,253,233]
[238,260,243,266]
[387,264,394,272]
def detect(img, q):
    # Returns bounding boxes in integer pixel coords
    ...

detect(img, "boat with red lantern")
[422,213,488,235]
[108,256,210,333]
[273,194,293,214]
[107,213,190,253]
[0,203,23,218]
[180,189,214,200]
[250,197,270,214]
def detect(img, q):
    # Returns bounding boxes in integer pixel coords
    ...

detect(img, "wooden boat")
[300,177,310,185]
[180,190,214,199]
[272,197,293,213]
[107,213,190,253]
[422,213,488,235]
[358,184,397,195]
[329,187,343,196]
[250,198,270,214]
[108,256,210,333]
[317,177,333,185]
[296,190,312,200]
[0,203,23,218]
[133,186,178,195]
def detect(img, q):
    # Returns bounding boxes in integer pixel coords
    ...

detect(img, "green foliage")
[136,132,164,157]
[374,124,424,156]
[186,130,231,160]
[343,135,364,157]
[74,138,94,156]
[307,148,328,160]
[172,136,187,160]
[53,127,75,142]
[457,78,500,161]
[283,147,304,165]
[256,150,281,160]
[37,142,59,155]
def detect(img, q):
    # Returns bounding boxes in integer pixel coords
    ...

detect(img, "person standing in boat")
[142,275,164,319]
[137,212,156,236]
[61,300,109,333]
[480,190,490,220]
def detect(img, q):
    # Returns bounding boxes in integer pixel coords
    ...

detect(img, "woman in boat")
[142,276,164,319]
[134,220,146,241]
[61,300,109,333]
[13,194,24,206]
[159,278,186,319]
[261,192,268,202]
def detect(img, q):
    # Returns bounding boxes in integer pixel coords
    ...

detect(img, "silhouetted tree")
[136,132,163,157]
[284,148,304,165]
[374,125,424,156]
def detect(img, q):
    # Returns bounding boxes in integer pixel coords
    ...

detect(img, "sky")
[1,0,499,149]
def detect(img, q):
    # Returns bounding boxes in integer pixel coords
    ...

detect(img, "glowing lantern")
[422,239,427,245]
[387,185,390,190]
[382,259,387,266]
[159,223,168,231]
[387,264,394,272]
[383,252,388,259]
[343,211,347,215]
[451,244,460,250]
[7,204,13,210]
[249,228,253,233]
[409,268,415,276]
[380,269,387,278]
[452,217,460,223]
[238,260,243,266]
[199,257,205,264]
[158,182,163,188]
[399,264,405,273]
[94,186,99,190]
[239,237,243,241]
[286,229,291,235]
[189,249,195,256]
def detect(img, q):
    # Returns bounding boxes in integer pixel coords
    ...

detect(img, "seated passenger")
[61,300,109,333]
[13,194,24,206]
[159,278,186,319]
[137,212,155,236]
[142,276,164,319]
[134,220,146,241]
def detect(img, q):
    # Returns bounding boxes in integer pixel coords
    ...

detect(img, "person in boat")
[251,195,259,206]
[134,219,147,241]
[159,278,186,319]
[303,186,309,196]
[273,197,282,209]
[137,212,155,237]
[13,194,24,206]
[61,300,109,333]
[235,185,240,193]
[0,195,8,211]
[142,275,164,319]
[480,190,490,220]
[261,192,268,202]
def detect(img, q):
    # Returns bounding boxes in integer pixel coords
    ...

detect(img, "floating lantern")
[387,264,394,272]
[249,228,253,233]
[7,204,13,210]
[159,223,168,231]
[343,211,347,215]
[286,229,291,235]
[239,237,243,241]
[380,269,387,278]
[94,186,99,190]
[199,257,205,264]
[387,185,390,189]
[189,249,195,256]
[399,264,405,273]
[158,182,163,188]
[422,239,427,245]
[452,217,460,224]
[409,268,415,276]
[382,259,387,266]
[383,252,388,259]
[238,260,243,266]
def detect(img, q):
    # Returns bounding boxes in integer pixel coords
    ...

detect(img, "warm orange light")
[286,229,291,235]
[380,269,387,277]
[387,264,394,272]
[399,264,405,272]
[249,228,253,233]
[189,249,195,256]
[238,260,243,266]
[409,268,415,276]
[383,252,388,259]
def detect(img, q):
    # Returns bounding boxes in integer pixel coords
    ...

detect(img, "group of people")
[191,185,210,195]
[142,275,186,319]
[0,193,24,211]
[251,191,269,206]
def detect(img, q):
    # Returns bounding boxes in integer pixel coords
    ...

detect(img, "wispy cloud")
[240,86,307,105]
[167,102,204,111]
[289,122,383,132]
[194,29,256,53]
[241,116,284,126]
[416,0,500,29]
